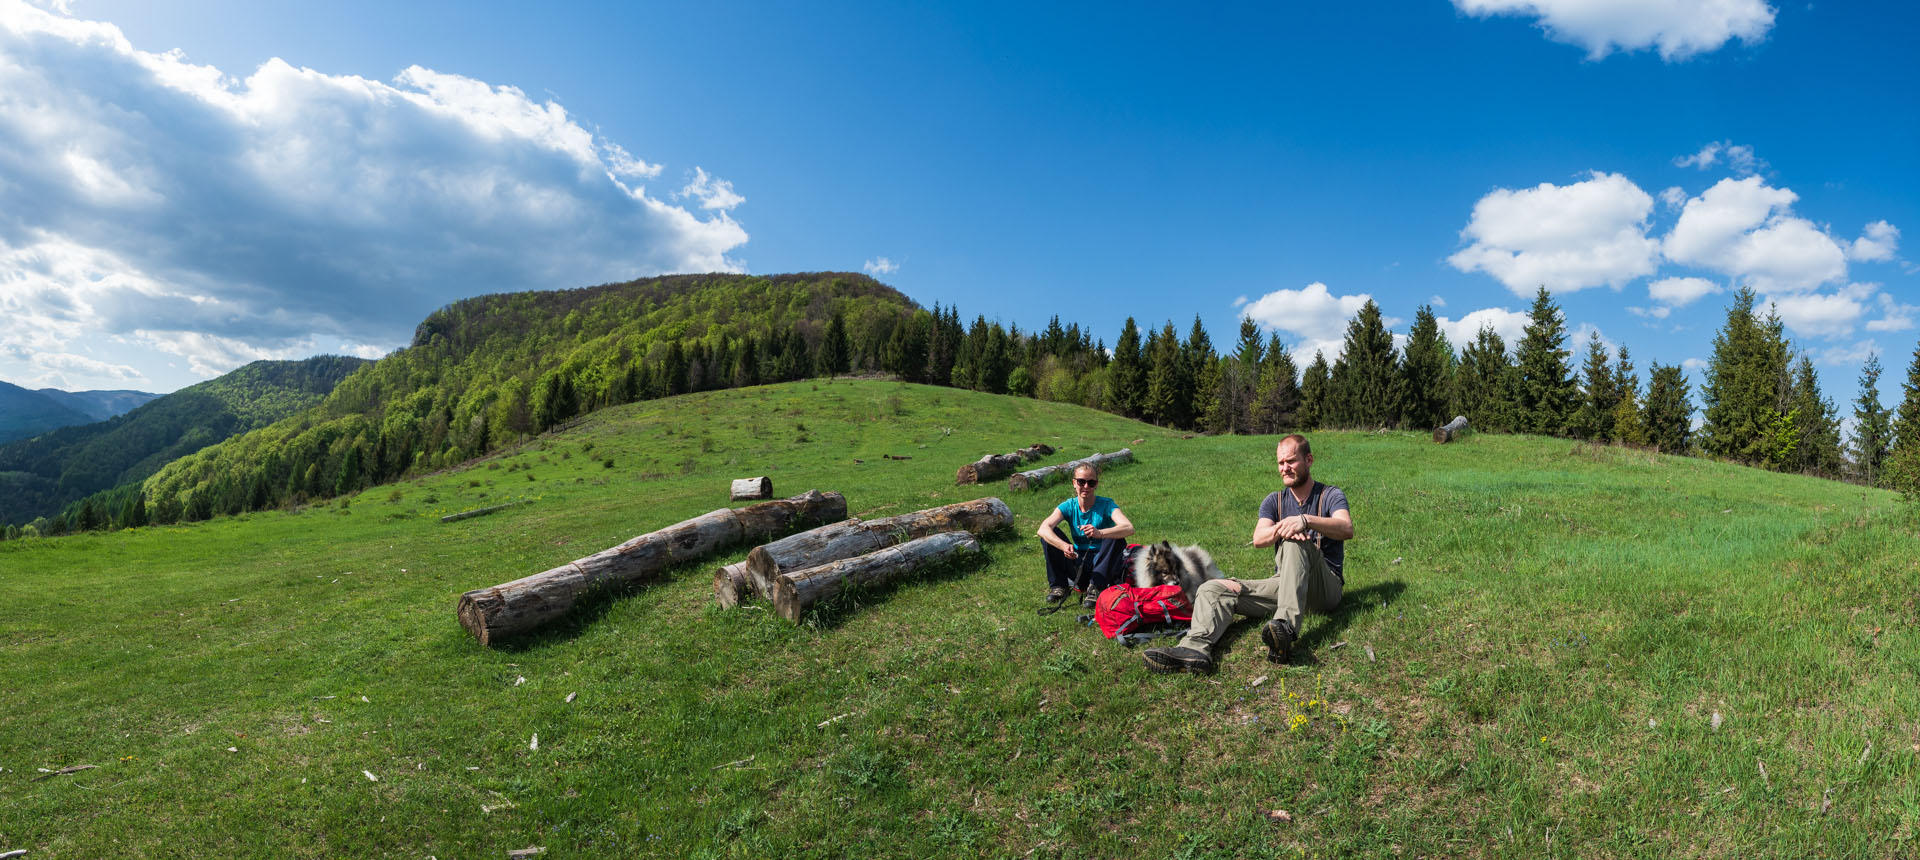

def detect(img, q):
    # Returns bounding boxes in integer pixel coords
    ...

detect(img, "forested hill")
[0,356,369,527]
[0,381,96,444]
[131,273,921,526]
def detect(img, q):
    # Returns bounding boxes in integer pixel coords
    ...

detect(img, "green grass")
[3,380,1917,858]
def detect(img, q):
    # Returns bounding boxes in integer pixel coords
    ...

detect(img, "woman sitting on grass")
[1036,463,1134,608]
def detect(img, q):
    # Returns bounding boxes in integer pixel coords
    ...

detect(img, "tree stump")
[771,531,983,622]
[954,443,1056,484]
[1433,415,1470,443]
[457,490,845,645]
[743,497,1012,599]
[1008,448,1133,491]
[712,561,752,609]
[730,476,773,500]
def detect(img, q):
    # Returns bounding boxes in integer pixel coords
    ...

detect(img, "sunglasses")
[1074,478,1098,487]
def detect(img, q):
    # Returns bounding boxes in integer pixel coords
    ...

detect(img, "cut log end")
[712,561,752,608]
[730,476,773,500]
[1433,416,1470,444]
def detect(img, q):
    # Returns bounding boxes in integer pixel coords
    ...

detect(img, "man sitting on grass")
[1143,434,1353,674]
[1036,463,1135,609]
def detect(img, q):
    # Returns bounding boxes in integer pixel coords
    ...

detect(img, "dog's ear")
[1160,540,1171,551]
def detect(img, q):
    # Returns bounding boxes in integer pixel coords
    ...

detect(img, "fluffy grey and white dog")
[1130,541,1225,602]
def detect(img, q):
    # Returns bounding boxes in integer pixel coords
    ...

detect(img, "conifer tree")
[1610,346,1647,446]
[1513,287,1577,436]
[1184,316,1219,429]
[980,322,1014,394]
[817,312,851,377]
[1699,288,1793,464]
[733,334,760,387]
[1327,299,1399,428]
[1643,362,1693,455]
[1454,325,1516,433]
[1145,321,1193,428]
[1299,351,1331,430]
[924,304,959,387]
[1850,352,1892,486]
[1235,317,1265,368]
[1567,331,1619,441]
[1785,356,1842,476]
[1252,337,1301,432]
[1894,341,1920,462]
[1104,317,1147,418]
[775,329,810,381]
[1399,304,1451,431]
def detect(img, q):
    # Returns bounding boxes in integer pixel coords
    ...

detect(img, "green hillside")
[2,381,1915,858]
[0,356,369,527]
[0,380,94,444]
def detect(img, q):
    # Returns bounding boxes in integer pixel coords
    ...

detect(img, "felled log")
[1433,415,1470,443]
[457,490,846,645]
[1008,448,1133,491]
[954,443,1056,484]
[772,531,982,622]
[730,476,773,500]
[743,497,1012,599]
[712,561,752,609]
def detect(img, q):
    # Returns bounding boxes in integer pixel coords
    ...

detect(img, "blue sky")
[2,1,1915,417]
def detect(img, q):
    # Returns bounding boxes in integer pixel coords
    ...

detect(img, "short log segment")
[1433,415,1470,444]
[458,490,846,645]
[954,443,1056,485]
[743,497,1013,599]
[712,561,752,609]
[1008,448,1134,492]
[730,476,773,500]
[771,531,982,622]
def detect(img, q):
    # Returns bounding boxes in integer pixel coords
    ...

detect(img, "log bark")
[771,531,982,622]
[457,490,846,645]
[1433,415,1470,444]
[1008,448,1133,491]
[744,497,1012,599]
[712,561,752,609]
[954,443,1056,484]
[730,476,773,500]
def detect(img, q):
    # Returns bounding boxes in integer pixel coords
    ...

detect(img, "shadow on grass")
[474,557,739,653]
[798,539,1005,631]
[1215,578,1407,665]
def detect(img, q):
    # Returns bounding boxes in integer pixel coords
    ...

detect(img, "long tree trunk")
[772,531,983,622]
[954,443,1056,485]
[743,497,1012,599]
[1433,415,1470,443]
[458,490,845,645]
[1008,448,1133,491]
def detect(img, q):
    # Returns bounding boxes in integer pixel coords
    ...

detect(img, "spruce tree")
[817,312,851,377]
[1610,346,1647,446]
[980,322,1014,394]
[1327,299,1399,429]
[1252,337,1301,432]
[924,304,959,387]
[1455,325,1516,433]
[1567,331,1619,441]
[1784,356,1843,476]
[1894,341,1920,462]
[1513,286,1577,436]
[1105,317,1147,418]
[1699,288,1792,464]
[733,334,760,387]
[1299,351,1331,430]
[1184,316,1219,429]
[1643,362,1693,455]
[1145,321,1193,428]
[1234,316,1265,368]
[1850,352,1892,486]
[1399,304,1451,431]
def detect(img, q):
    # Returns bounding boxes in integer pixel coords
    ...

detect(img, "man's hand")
[1276,513,1311,542]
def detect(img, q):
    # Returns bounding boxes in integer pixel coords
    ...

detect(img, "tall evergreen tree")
[1105,317,1147,418]
[1234,316,1265,368]
[1643,362,1693,455]
[1850,352,1893,486]
[1299,351,1331,430]
[924,304,959,387]
[1699,288,1793,464]
[1454,325,1516,433]
[1567,331,1619,441]
[1785,356,1843,476]
[1326,299,1399,428]
[1894,341,1920,463]
[733,334,761,388]
[1399,304,1451,431]
[1184,316,1219,430]
[817,312,851,377]
[774,329,810,381]
[1513,287,1577,436]
[980,322,1014,394]
[1610,346,1647,446]
[1144,321,1193,428]
[1252,337,1301,433]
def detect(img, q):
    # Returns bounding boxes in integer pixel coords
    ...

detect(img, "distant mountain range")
[0,381,157,444]
[0,356,369,525]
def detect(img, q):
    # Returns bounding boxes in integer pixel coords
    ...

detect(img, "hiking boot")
[1142,646,1215,675]
[1261,619,1298,665]
[1081,591,1098,609]
[1046,586,1069,603]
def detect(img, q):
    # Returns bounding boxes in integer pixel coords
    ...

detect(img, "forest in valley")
[7,272,1920,540]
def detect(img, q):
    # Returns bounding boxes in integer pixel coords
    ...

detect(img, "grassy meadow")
[2,379,1917,858]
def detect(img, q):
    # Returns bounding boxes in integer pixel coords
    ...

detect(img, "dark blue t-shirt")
[1259,482,1349,578]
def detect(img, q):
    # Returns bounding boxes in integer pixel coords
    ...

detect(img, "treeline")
[11,275,1920,541]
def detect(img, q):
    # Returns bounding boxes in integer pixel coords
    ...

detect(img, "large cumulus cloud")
[0,1,747,385]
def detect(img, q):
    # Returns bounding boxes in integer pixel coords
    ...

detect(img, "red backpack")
[1092,583,1193,640]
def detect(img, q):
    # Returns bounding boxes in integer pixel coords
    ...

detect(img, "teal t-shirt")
[1056,496,1118,550]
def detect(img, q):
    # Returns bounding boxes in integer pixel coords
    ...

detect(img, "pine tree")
[980,322,1014,394]
[1184,316,1219,429]
[1399,304,1451,431]
[1327,300,1400,429]
[1513,287,1577,436]
[1299,351,1331,430]
[1454,325,1516,433]
[1234,317,1264,368]
[1610,346,1647,446]
[1699,288,1792,464]
[1252,337,1302,432]
[663,341,690,394]
[924,304,959,387]
[1105,317,1147,418]
[1783,356,1843,476]
[775,329,809,381]
[1850,352,1893,486]
[733,334,761,387]
[1567,331,1619,441]
[1894,341,1920,462]
[817,312,851,377]
[1643,362,1693,455]
[1144,321,1193,428]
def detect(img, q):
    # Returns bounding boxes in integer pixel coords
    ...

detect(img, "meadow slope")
[2,380,1916,859]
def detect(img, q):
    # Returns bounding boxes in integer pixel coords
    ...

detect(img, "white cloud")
[1866,292,1917,333]
[1849,220,1900,262]
[862,256,899,276]
[1231,295,1250,309]
[1659,186,1689,209]
[1448,171,1660,296]
[1674,141,1765,176]
[1454,0,1775,61]
[1242,282,1398,363]
[678,166,744,211]
[1570,322,1619,357]
[1761,282,1876,339]
[0,1,748,388]
[1815,340,1879,366]
[1682,357,1709,372]
[1428,294,1447,308]
[1437,307,1532,353]
[1628,305,1671,320]
[1646,276,1722,307]
[1663,177,1848,293]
